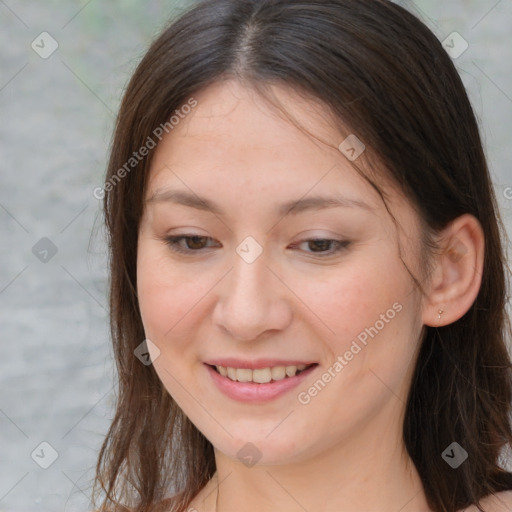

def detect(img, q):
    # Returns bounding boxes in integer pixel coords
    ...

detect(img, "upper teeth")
[216,365,308,383]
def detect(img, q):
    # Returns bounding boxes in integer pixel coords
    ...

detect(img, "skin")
[136,79,487,511]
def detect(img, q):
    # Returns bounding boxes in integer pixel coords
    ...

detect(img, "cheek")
[137,242,199,347]
[292,256,419,432]
[136,243,207,399]
[293,246,412,354]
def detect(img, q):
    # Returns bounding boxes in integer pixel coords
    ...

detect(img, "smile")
[213,364,312,383]
[205,362,318,403]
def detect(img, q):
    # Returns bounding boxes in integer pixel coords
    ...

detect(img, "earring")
[438,308,445,321]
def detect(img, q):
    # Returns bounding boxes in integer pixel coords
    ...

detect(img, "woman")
[93,1,512,511]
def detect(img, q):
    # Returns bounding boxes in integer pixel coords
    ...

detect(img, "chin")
[207,430,312,468]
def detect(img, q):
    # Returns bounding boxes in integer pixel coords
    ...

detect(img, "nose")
[212,250,293,342]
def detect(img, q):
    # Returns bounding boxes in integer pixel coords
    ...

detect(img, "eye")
[291,238,351,256]
[164,235,219,254]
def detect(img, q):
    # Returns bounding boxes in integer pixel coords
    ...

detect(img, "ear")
[422,214,485,327]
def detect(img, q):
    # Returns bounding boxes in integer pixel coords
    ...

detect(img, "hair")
[93,1,512,511]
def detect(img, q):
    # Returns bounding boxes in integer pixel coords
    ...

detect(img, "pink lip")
[205,358,315,369]
[205,363,317,403]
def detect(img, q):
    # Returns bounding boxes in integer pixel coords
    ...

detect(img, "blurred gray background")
[0,1,511,511]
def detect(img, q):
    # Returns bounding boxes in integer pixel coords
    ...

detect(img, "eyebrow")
[146,189,375,217]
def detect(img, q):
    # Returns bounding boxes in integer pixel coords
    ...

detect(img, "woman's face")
[137,79,427,466]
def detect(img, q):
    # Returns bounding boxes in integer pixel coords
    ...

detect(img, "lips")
[204,361,318,403]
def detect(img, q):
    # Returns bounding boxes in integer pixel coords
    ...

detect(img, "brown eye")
[293,239,351,257]
[164,235,219,254]
[183,236,209,250]
[307,239,334,252]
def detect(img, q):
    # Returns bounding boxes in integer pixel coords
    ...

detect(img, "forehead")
[148,80,373,194]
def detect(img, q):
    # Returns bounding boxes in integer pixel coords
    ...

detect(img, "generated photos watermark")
[93,97,198,200]
[297,301,403,405]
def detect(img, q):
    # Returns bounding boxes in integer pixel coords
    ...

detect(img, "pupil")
[188,236,206,249]
[309,240,331,252]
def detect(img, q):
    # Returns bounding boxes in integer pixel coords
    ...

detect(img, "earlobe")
[422,214,485,327]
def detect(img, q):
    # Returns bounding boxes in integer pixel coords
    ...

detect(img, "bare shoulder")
[460,490,512,512]
[482,490,512,511]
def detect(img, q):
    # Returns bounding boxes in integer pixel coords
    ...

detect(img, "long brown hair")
[93,1,512,511]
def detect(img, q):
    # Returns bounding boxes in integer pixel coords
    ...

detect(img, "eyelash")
[163,235,350,257]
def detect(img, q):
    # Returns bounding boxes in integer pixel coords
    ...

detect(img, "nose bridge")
[226,234,270,299]
[227,246,271,311]
[213,241,291,341]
